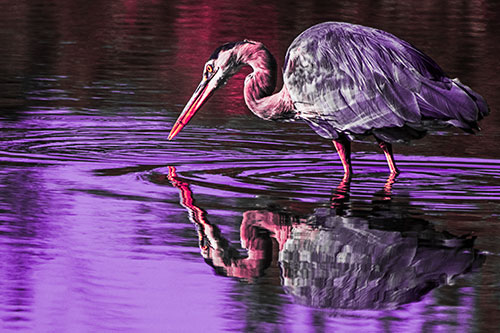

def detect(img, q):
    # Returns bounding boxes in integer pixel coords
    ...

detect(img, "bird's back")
[284,22,489,143]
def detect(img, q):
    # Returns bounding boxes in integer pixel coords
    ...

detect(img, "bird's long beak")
[168,77,216,140]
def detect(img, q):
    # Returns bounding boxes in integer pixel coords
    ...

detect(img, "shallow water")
[1,0,500,332]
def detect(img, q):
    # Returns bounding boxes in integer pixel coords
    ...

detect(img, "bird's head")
[168,41,258,140]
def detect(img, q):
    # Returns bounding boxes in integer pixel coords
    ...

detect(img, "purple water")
[1,1,500,331]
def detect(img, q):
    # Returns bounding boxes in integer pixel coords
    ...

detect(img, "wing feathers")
[284,22,488,142]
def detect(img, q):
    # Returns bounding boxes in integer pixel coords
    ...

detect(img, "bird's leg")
[376,139,400,175]
[332,135,352,180]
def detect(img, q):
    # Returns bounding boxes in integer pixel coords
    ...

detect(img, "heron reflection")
[165,166,483,310]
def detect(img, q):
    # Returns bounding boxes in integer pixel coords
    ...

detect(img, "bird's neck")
[237,43,294,120]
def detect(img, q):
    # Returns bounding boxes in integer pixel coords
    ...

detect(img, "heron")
[168,22,489,177]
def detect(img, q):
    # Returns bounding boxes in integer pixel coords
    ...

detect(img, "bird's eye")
[206,65,213,73]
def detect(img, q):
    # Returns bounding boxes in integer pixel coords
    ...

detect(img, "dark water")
[1,0,500,331]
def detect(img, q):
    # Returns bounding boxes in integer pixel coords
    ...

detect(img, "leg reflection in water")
[166,166,484,309]
[330,169,397,215]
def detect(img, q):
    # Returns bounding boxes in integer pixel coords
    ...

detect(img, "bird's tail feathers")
[451,78,489,120]
[417,78,489,133]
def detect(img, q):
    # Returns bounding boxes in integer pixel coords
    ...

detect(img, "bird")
[168,22,489,178]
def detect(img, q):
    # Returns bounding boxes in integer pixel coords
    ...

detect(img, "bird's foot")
[389,167,400,176]
[341,170,352,183]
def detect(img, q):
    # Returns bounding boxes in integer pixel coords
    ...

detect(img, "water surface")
[1,0,500,331]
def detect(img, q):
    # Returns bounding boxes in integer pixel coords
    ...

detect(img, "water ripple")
[2,114,500,216]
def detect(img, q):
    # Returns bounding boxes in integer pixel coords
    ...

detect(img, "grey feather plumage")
[283,22,489,143]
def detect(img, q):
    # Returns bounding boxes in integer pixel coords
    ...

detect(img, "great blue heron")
[168,22,489,177]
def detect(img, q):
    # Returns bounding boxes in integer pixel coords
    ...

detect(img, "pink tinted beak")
[168,78,215,140]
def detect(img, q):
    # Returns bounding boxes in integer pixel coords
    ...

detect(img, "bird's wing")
[283,22,455,140]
